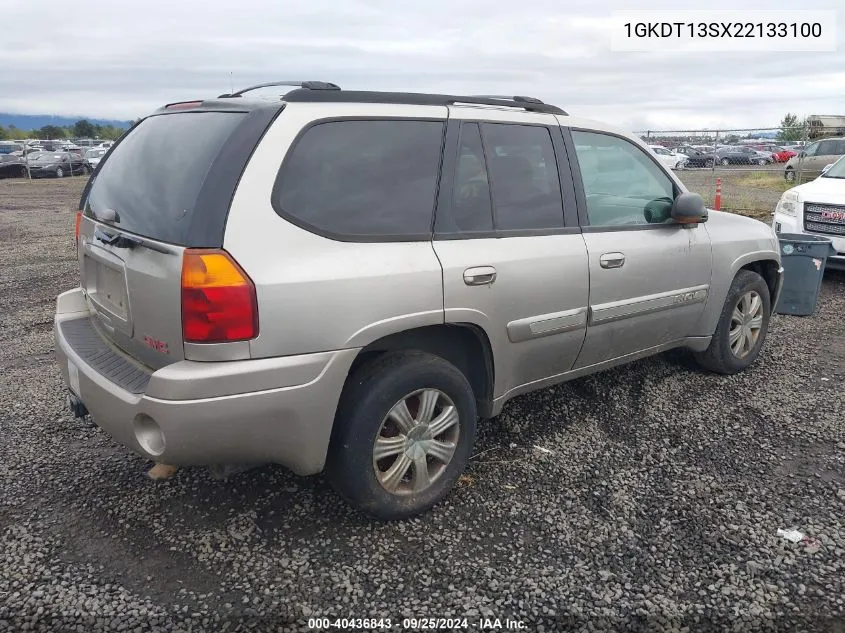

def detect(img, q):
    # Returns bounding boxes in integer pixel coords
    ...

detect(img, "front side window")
[275,119,445,238]
[480,123,564,231]
[571,131,675,227]
[803,142,819,157]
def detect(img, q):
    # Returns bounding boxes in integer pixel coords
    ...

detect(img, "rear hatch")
[78,105,277,367]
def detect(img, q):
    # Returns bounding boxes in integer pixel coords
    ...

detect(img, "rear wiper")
[92,227,174,254]
[91,207,120,224]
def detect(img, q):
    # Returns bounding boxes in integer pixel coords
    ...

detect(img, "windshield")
[821,156,845,179]
[85,149,106,158]
[84,111,246,245]
[32,153,63,163]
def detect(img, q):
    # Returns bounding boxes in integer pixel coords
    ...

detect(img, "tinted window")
[437,123,493,233]
[275,120,444,238]
[85,112,245,245]
[572,131,675,227]
[481,123,563,230]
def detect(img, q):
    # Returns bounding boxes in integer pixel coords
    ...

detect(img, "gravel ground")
[1,178,844,632]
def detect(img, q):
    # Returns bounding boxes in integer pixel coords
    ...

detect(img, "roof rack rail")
[282,89,567,115]
[218,80,340,98]
[471,95,546,105]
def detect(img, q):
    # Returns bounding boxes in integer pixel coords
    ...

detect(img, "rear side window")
[481,123,564,231]
[274,120,445,239]
[84,112,246,246]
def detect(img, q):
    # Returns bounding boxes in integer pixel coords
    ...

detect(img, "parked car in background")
[783,137,845,182]
[0,154,27,178]
[673,145,716,168]
[26,151,89,178]
[753,144,796,163]
[54,84,783,519]
[0,142,24,155]
[773,154,845,270]
[716,146,772,165]
[84,148,107,170]
[648,144,687,169]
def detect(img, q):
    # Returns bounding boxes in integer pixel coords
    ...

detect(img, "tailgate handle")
[93,228,147,251]
[94,228,120,245]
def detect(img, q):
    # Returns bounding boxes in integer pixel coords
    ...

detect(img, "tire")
[785,169,795,182]
[720,158,730,166]
[693,270,771,375]
[757,159,767,166]
[55,167,64,178]
[326,351,477,520]
[705,159,715,168]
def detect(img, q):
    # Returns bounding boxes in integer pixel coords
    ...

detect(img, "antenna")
[229,72,233,95]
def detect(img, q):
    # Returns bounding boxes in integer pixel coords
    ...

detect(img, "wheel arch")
[344,324,495,419]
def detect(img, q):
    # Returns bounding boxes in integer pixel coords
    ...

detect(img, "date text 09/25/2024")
[307,617,527,630]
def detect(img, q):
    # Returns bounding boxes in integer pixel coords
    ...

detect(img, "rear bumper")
[54,288,359,475]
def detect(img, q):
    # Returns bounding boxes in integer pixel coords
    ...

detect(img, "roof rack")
[282,89,567,115]
[218,80,340,98]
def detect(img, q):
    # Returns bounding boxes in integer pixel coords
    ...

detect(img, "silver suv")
[55,81,784,519]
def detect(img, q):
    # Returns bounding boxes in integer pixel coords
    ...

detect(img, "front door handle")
[600,252,625,269]
[464,266,497,286]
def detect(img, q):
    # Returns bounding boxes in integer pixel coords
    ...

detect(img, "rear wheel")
[327,352,477,520]
[757,159,767,166]
[720,158,730,166]
[785,168,795,182]
[693,270,771,375]
[55,167,64,178]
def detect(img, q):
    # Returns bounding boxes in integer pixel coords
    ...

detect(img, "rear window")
[273,119,445,239]
[84,112,245,245]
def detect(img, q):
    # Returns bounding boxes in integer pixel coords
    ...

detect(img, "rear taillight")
[181,249,258,343]
[74,211,81,248]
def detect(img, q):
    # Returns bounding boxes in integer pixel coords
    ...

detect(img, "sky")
[1,0,843,132]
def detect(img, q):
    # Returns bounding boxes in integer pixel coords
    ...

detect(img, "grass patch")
[734,171,796,193]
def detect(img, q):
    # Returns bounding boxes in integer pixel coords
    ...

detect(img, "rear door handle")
[463,266,497,286]
[600,252,625,269]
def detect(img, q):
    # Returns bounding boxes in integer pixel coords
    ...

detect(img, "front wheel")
[693,270,771,375]
[785,169,795,182]
[55,167,64,178]
[757,159,767,166]
[720,158,730,166]
[326,352,477,520]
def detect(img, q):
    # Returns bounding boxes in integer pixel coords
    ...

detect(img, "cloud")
[1,0,842,131]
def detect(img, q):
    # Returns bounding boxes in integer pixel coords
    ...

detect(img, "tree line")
[0,119,127,142]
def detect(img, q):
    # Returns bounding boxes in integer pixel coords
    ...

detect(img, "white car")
[772,155,845,270]
[649,144,688,170]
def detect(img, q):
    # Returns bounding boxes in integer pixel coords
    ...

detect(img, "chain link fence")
[0,137,109,180]
[636,123,845,220]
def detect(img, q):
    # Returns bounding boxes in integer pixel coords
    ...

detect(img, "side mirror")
[671,192,708,224]
[821,163,833,175]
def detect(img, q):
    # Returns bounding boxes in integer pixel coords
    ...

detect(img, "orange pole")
[714,178,722,210]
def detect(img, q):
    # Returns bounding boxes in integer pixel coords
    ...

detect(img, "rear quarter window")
[273,119,445,240]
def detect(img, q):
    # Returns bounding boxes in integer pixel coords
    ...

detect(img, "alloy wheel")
[729,291,764,359]
[373,389,460,495]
